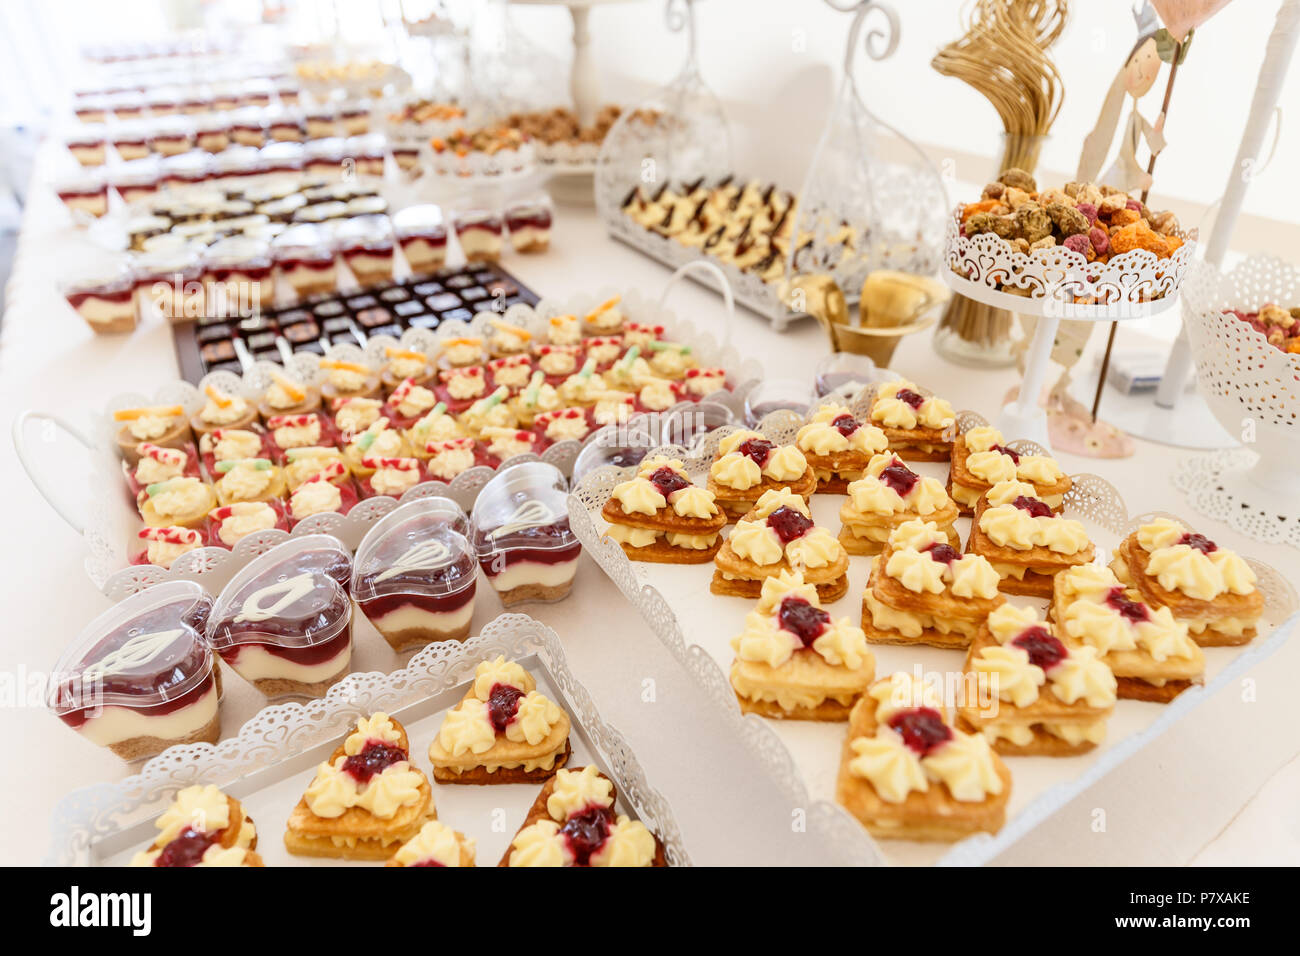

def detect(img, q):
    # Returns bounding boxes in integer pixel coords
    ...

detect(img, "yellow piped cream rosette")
[1110,518,1263,648]
[599,457,726,563]
[283,446,350,491]
[138,476,219,530]
[967,480,1095,598]
[838,453,960,556]
[1051,563,1206,703]
[706,429,817,519]
[711,488,850,602]
[428,657,571,784]
[835,672,1011,841]
[861,519,1004,649]
[948,425,1071,514]
[866,381,956,462]
[284,713,434,860]
[130,784,263,867]
[405,404,465,457]
[729,570,875,720]
[794,403,890,492]
[212,457,287,506]
[501,765,665,867]
[956,603,1116,756]
[385,820,477,867]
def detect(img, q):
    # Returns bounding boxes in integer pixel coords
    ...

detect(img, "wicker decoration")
[930,0,1069,365]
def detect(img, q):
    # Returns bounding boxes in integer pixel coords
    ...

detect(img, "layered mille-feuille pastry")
[284,713,434,859]
[707,430,816,519]
[601,457,726,563]
[729,570,874,720]
[948,425,1070,514]
[712,488,848,601]
[967,480,1094,597]
[130,785,262,867]
[838,453,959,556]
[428,657,571,784]
[957,603,1116,755]
[1109,518,1263,647]
[867,381,956,462]
[836,672,1010,841]
[1052,564,1204,702]
[500,765,664,867]
[861,519,1004,649]
[794,403,890,493]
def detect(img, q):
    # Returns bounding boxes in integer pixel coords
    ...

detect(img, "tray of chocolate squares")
[173,263,541,384]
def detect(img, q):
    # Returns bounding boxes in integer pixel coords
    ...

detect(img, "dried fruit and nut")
[1226,303,1300,354]
[959,168,1184,263]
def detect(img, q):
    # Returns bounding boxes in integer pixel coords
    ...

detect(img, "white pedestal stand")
[942,271,1182,457]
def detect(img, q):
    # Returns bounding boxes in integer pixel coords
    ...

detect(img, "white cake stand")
[942,212,1196,455]
[510,0,641,125]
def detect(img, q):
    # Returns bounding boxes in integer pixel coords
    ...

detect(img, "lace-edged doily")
[45,613,690,867]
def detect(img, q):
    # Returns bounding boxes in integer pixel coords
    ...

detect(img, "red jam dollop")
[343,741,408,783]
[766,505,813,543]
[831,414,860,438]
[648,467,691,499]
[879,461,919,497]
[888,707,952,756]
[154,827,217,867]
[487,682,526,733]
[559,804,615,865]
[737,438,775,467]
[895,388,925,410]
[923,542,960,565]
[991,443,1021,464]
[1178,532,1217,554]
[777,596,830,647]
[1105,586,1150,623]
[1012,495,1053,518]
[1011,626,1067,671]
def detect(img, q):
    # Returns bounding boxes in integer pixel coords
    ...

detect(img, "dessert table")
[4,169,1298,865]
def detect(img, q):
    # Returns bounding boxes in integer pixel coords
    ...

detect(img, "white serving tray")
[45,613,688,867]
[567,391,1299,866]
[15,275,761,599]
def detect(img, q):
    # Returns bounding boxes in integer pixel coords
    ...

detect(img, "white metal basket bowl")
[13,272,761,598]
[1175,254,1300,544]
[944,210,1197,317]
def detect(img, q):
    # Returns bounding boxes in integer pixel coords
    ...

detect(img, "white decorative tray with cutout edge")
[943,211,1198,320]
[45,614,689,867]
[15,281,762,599]
[567,388,1299,866]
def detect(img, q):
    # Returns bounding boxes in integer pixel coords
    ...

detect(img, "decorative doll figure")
[1076,6,1167,194]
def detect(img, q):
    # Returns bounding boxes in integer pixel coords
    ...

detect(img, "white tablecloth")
[3,177,1298,865]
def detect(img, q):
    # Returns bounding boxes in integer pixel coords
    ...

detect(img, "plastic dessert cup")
[470,462,580,606]
[49,581,221,761]
[353,498,478,651]
[273,223,339,298]
[454,210,504,263]
[204,236,274,314]
[338,215,396,286]
[505,199,553,253]
[134,246,205,322]
[206,534,354,699]
[63,262,138,334]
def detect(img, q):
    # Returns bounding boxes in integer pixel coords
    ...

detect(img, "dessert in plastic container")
[229,107,267,147]
[62,260,138,334]
[470,462,580,606]
[111,122,151,161]
[346,134,387,177]
[338,215,396,285]
[304,136,346,176]
[134,244,205,322]
[55,170,109,217]
[339,100,370,136]
[161,150,212,189]
[148,117,194,156]
[505,197,553,253]
[204,235,275,312]
[393,204,447,272]
[259,140,306,174]
[273,223,338,297]
[212,145,266,181]
[66,124,108,166]
[266,106,306,142]
[206,534,354,698]
[49,581,220,760]
[73,96,109,123]
[454,209,504,263]
[305,104,337,139]
[352,498,478,650]
[286,467,359,526]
